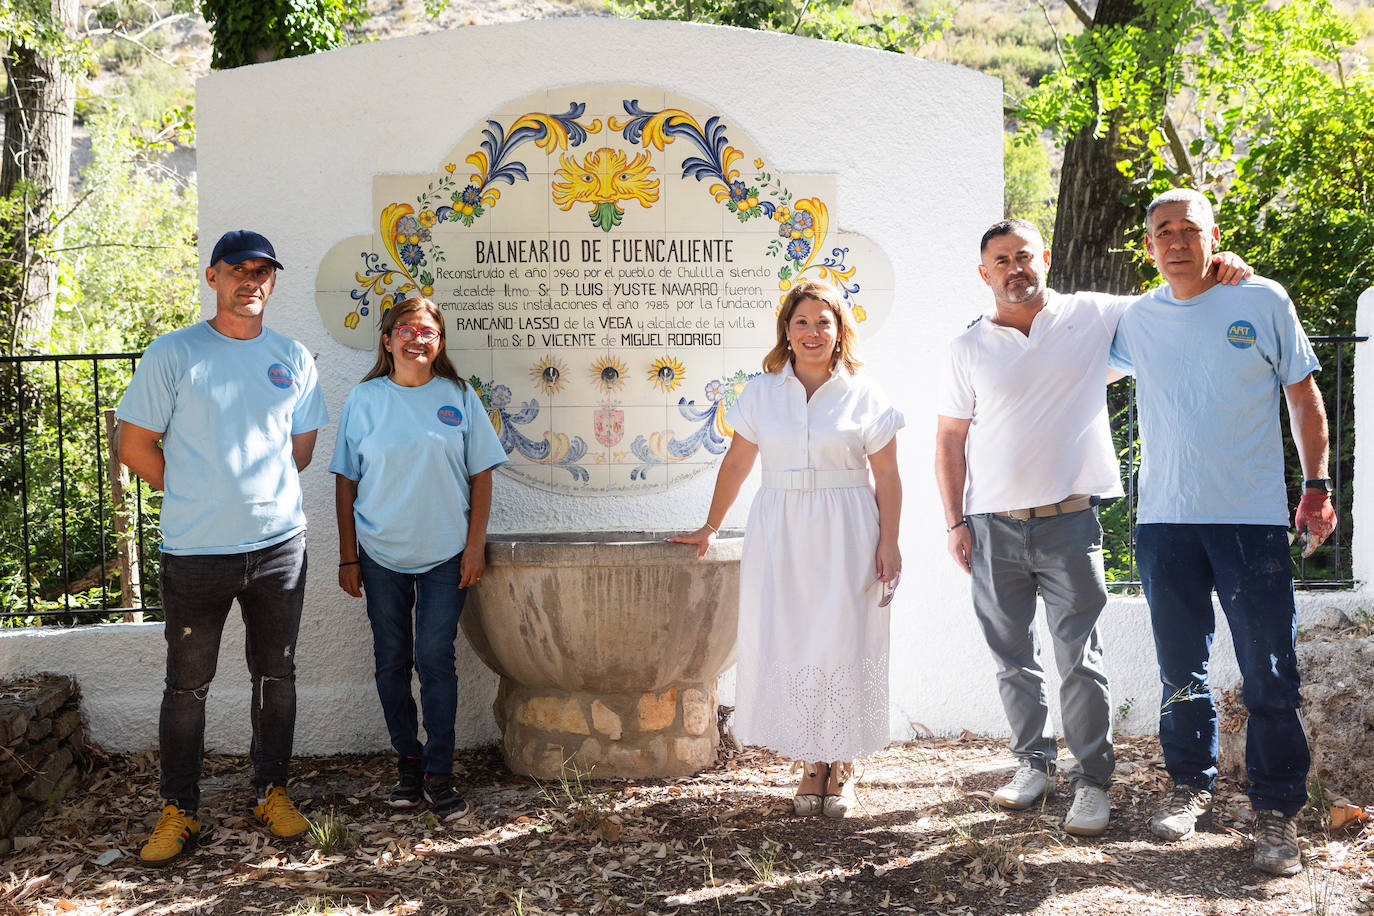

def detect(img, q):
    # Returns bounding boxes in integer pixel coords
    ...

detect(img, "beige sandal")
[823,761,857,818]
[793,761,828,816]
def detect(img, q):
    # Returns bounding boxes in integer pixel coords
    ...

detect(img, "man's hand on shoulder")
[1211,251,1254,286]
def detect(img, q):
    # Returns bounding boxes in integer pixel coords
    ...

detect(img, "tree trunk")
[1047,0,1146,297]
[1,0,79,352]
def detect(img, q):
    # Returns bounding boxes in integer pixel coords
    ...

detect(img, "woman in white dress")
[672,278,903,817]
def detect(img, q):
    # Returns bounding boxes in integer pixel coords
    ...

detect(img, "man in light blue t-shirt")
[1109,189,1336,877]
[117,230,329,866]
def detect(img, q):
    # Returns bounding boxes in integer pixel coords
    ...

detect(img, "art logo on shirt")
[266,363,295,388]
[1227,321,1257,349]
[437,405,463,427]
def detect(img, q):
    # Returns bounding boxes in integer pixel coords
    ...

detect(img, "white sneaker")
[992,764,1054,810]
[1064,785,1111,836]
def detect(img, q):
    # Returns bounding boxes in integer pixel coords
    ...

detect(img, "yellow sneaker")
[252,786,309,838]
[139,805,199,866]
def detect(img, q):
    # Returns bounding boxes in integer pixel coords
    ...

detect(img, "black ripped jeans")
[157,533,306,812]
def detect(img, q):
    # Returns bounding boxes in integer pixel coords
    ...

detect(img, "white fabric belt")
[760,468,870,492]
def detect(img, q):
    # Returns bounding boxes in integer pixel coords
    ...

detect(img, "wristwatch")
[1302,478,1333,492]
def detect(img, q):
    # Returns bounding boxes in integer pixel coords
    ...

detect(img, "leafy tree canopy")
[1017,0,1374,329]
[201,0,369,69]
[611,0,947,53]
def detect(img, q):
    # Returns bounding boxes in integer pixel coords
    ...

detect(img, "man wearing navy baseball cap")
[116,230,328,865]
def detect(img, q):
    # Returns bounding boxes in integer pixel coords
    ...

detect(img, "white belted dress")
[725,362,905,762]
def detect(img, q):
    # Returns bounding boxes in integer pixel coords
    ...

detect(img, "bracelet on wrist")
[947,518,969,533]
[703,521,719,534]
[339,560,360,567]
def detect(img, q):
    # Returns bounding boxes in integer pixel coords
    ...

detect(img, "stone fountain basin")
[461,530,742,778]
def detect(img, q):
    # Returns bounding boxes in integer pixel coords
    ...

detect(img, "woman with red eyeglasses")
[330,297,507,821]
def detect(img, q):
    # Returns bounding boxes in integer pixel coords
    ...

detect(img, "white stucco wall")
[2,22,1367,760]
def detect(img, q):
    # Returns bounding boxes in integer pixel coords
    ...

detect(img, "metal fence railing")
[0,336,1365,623]
[0,352,158,624]
[1105,335,1365,590]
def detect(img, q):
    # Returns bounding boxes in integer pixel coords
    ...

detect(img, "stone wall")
[0,674,85,854]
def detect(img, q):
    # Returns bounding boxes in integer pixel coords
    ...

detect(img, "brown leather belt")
[993,494,1097,521]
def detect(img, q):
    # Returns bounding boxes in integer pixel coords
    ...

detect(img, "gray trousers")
[968,508,1114,789]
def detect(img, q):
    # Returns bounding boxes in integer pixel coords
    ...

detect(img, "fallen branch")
[411,847,522,868]
[283,881,392,898]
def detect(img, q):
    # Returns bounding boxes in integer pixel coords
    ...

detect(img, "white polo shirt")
[938,290,1128,515]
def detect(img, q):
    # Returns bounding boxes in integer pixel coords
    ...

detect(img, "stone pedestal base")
[494,678,720,779]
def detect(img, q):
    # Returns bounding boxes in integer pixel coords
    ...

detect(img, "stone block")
[590,700,622,740]
[0,705,28,747]
[576,737,602,768]
[17,746,74,802]
[673,736,715,772]
[31,676,76,718]
[50,706,82,743]
[637,688,678,732]
[647,736,669,770]
[681,688,712,737]
[535,745,569,776]
[606,745,648,778]
[24,716,53,744]
[0,790,21,837]
[516,696,589,736]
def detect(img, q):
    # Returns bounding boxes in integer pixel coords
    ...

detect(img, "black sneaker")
[422,774,471,821]
[389,757,424,808]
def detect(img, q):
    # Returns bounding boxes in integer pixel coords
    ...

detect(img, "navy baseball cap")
[210,229,284,270]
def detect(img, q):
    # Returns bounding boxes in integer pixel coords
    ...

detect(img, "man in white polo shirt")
[935,218,1249,837]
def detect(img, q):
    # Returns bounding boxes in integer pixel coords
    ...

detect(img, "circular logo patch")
[267,363,294,388]
[437,405,463,427]
[1227,321,1257,349]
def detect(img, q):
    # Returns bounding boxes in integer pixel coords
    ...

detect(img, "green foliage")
[54,111,199,354]
[1003,132,1055,241]
[609,0,948,54]
[201,0,368,69]
[0,107,196,622]
[1,0,91,65]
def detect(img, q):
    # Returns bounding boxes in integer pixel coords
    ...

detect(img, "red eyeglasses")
[394,325,440,344]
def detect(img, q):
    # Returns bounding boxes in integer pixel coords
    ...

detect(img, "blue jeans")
[1137,523,1308,816]
[157,532,306,812]
[359,548,467,776]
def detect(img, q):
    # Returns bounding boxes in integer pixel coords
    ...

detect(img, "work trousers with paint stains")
[1137,523,1309,816]
[157,532,306,812]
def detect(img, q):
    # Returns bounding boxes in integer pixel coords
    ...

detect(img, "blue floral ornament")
[705,380,725,401]
[399,243,424,268]
[489,385,512,408]
[728,180,749,202]
[397,214,420,236]
[786,238,812,261]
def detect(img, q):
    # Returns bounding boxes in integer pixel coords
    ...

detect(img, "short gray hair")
[1145,188,1214,230]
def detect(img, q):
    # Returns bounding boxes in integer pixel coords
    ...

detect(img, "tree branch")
[1062,0,1093,27]
[1162,113,1194,181]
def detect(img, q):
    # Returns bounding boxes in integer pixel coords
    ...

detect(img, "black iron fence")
[0,352,159,623]
[0,336,1365,623]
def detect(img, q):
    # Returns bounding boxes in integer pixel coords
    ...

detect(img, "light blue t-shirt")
[1108,277,1319,525]
[330,375,508,574]
[116,321,330,555]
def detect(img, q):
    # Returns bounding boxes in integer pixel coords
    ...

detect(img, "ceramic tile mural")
[316,84,894,495]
